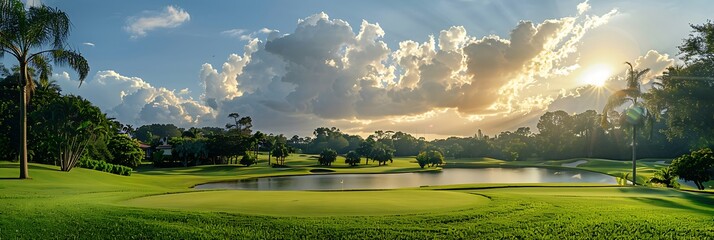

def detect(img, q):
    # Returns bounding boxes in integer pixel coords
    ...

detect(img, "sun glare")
[579,64,612,87]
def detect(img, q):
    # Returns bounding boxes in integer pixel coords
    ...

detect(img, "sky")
[15,0,714,139]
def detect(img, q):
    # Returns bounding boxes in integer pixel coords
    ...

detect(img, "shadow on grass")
[137,164,247,176]
[631,197,714,214]
[619,187,714,213]
[0,177,22,180]
[1,163,60,171]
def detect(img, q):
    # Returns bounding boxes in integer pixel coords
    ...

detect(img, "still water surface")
[194,167,618,190]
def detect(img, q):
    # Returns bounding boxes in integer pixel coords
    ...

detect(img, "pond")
[194,167,619,191]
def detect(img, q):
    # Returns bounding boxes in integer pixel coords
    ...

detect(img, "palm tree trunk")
[587,128,594,158]
[631,125,637,186]
[19,64,29,179]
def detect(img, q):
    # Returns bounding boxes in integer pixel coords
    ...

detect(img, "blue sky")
[18,0,714,138]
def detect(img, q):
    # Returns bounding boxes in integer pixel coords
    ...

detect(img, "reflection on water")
[195,167,618,190]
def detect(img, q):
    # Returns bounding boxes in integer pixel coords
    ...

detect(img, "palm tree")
[251,131,264,160]
[0,0,89,179]
[226,113,240,130]
[602,62,650,186]
[647,167,679,188]
[237,116,252,134]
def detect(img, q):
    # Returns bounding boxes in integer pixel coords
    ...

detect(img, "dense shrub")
[86,140,113,162]
[77,158,132,176]
[107,134,144,168]
[239,153,257,166]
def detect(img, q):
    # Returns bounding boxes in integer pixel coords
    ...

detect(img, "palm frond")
[601,88,641,128]
[0,0,25,59]
[30,53,51,86]
[623,61,651,90]
[51,49,89,85]
[603,89,635,111]
[624,61,634,71]
[634,68,651,82]
[26,4,70,50]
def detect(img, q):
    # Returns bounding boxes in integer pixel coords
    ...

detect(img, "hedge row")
[77,159,132,176]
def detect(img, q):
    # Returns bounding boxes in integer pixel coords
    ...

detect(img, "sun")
[579,64,613,87]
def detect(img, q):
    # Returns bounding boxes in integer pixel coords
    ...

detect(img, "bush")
[77,158,132,176]
[107,134,144,168]
[240,153,257,166]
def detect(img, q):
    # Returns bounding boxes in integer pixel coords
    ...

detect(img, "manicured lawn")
[123,190,489,216]
[0,156,712,239]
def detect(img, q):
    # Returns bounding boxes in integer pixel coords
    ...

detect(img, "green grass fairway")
[123,190,489,216]
[1,156,713,239]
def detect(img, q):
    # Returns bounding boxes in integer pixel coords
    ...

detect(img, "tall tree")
[370,143,394,166]
[226,112,240,131]
[251,131,265,160]
[32,95,108,171]
[602,62,650,185]
[357,137,375,164]
[537,111,574,158]
[318,148,337,166]
[344,150,360,166]
[237,116,252,134]
[573,110,600,157]
[679,20,714,66]
[271,142,289,165]
[416,150,445,168]
[645,21,714,148]
[134,124,182,143]
[0,0,90,178]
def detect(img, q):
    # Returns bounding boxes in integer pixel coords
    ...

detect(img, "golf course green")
[123,190,489,216]
[1,156,712,239]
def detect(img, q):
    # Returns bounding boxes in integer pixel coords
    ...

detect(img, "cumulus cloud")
[188,3,619,136]
[200,39,260,109]
[125,6,190,39]
[55,70,213,127]
[577,0,591,15]
[60,1,660,138]
[219,6,617,122]
[633,50,674,83]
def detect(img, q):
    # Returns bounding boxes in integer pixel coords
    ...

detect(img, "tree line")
[0,0,712,183]
[0,71,144,173]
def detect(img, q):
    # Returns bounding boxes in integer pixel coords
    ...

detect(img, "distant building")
[138,142,151,160]
[156,137,173,156]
